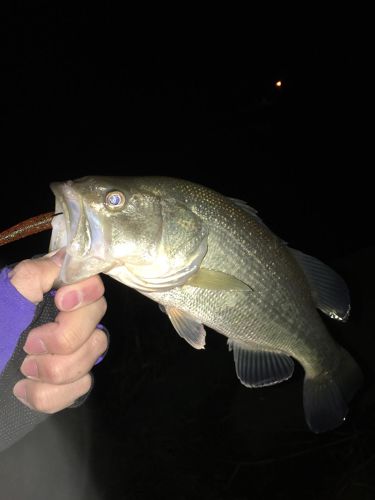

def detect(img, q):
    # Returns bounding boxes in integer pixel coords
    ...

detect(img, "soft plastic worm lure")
[0,212,57,247]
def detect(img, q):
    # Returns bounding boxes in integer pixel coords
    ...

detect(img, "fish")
[49,176,363,433]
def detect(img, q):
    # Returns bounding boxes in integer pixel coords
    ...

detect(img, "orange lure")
[0,212,57,247]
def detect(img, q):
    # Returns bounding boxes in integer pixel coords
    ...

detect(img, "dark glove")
[0,288,58,452]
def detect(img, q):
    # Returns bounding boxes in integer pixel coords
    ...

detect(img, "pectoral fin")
[165,306,206,349]
[186,268,252,291]
[228,339,294,387]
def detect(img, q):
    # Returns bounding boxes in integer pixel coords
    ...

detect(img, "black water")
[1,13,374,499]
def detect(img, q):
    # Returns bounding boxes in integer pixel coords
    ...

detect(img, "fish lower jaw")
[49,216,67,252]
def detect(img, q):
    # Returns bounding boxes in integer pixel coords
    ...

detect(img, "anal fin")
[228,339,294,388]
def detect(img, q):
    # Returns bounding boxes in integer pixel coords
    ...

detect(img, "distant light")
[275,80,282,88]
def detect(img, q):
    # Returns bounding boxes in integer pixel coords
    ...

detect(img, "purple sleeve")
[0,268,36,374]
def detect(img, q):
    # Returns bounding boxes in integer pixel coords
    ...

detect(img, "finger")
[24,297,107,355]
[20,328,108,384]
[9,249,65,304]
[13,374,92,413]
[54,275,105,312]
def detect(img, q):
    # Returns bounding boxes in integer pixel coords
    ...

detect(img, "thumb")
[9,249,65,304]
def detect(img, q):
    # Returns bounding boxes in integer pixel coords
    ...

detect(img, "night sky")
[1,9,374,500]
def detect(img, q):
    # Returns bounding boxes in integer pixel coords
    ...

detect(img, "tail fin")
[303,347,363,433]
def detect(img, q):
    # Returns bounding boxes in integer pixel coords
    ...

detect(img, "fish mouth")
[49,181,114,284]
[49,185,68,252]
[49,181,91,257]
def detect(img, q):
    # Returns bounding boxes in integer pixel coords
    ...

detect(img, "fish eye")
[105,190,126,209]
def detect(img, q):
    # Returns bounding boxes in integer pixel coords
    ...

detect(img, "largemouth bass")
[49,176,363,432]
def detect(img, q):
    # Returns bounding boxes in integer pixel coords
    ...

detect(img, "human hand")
[10,250,108,413]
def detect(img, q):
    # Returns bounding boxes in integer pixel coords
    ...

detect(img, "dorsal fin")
[227,197,266,226]
[290,248,350,322]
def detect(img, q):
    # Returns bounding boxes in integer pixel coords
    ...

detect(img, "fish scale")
[146,183,315,354]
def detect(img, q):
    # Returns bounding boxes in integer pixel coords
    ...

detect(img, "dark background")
[1,7,374,500]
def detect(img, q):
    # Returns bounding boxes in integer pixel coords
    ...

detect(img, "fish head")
[50,176,208,290]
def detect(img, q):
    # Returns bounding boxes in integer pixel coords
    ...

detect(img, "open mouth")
[49,181,91,256]
[49,181,116,284]
[49,197,67,252]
